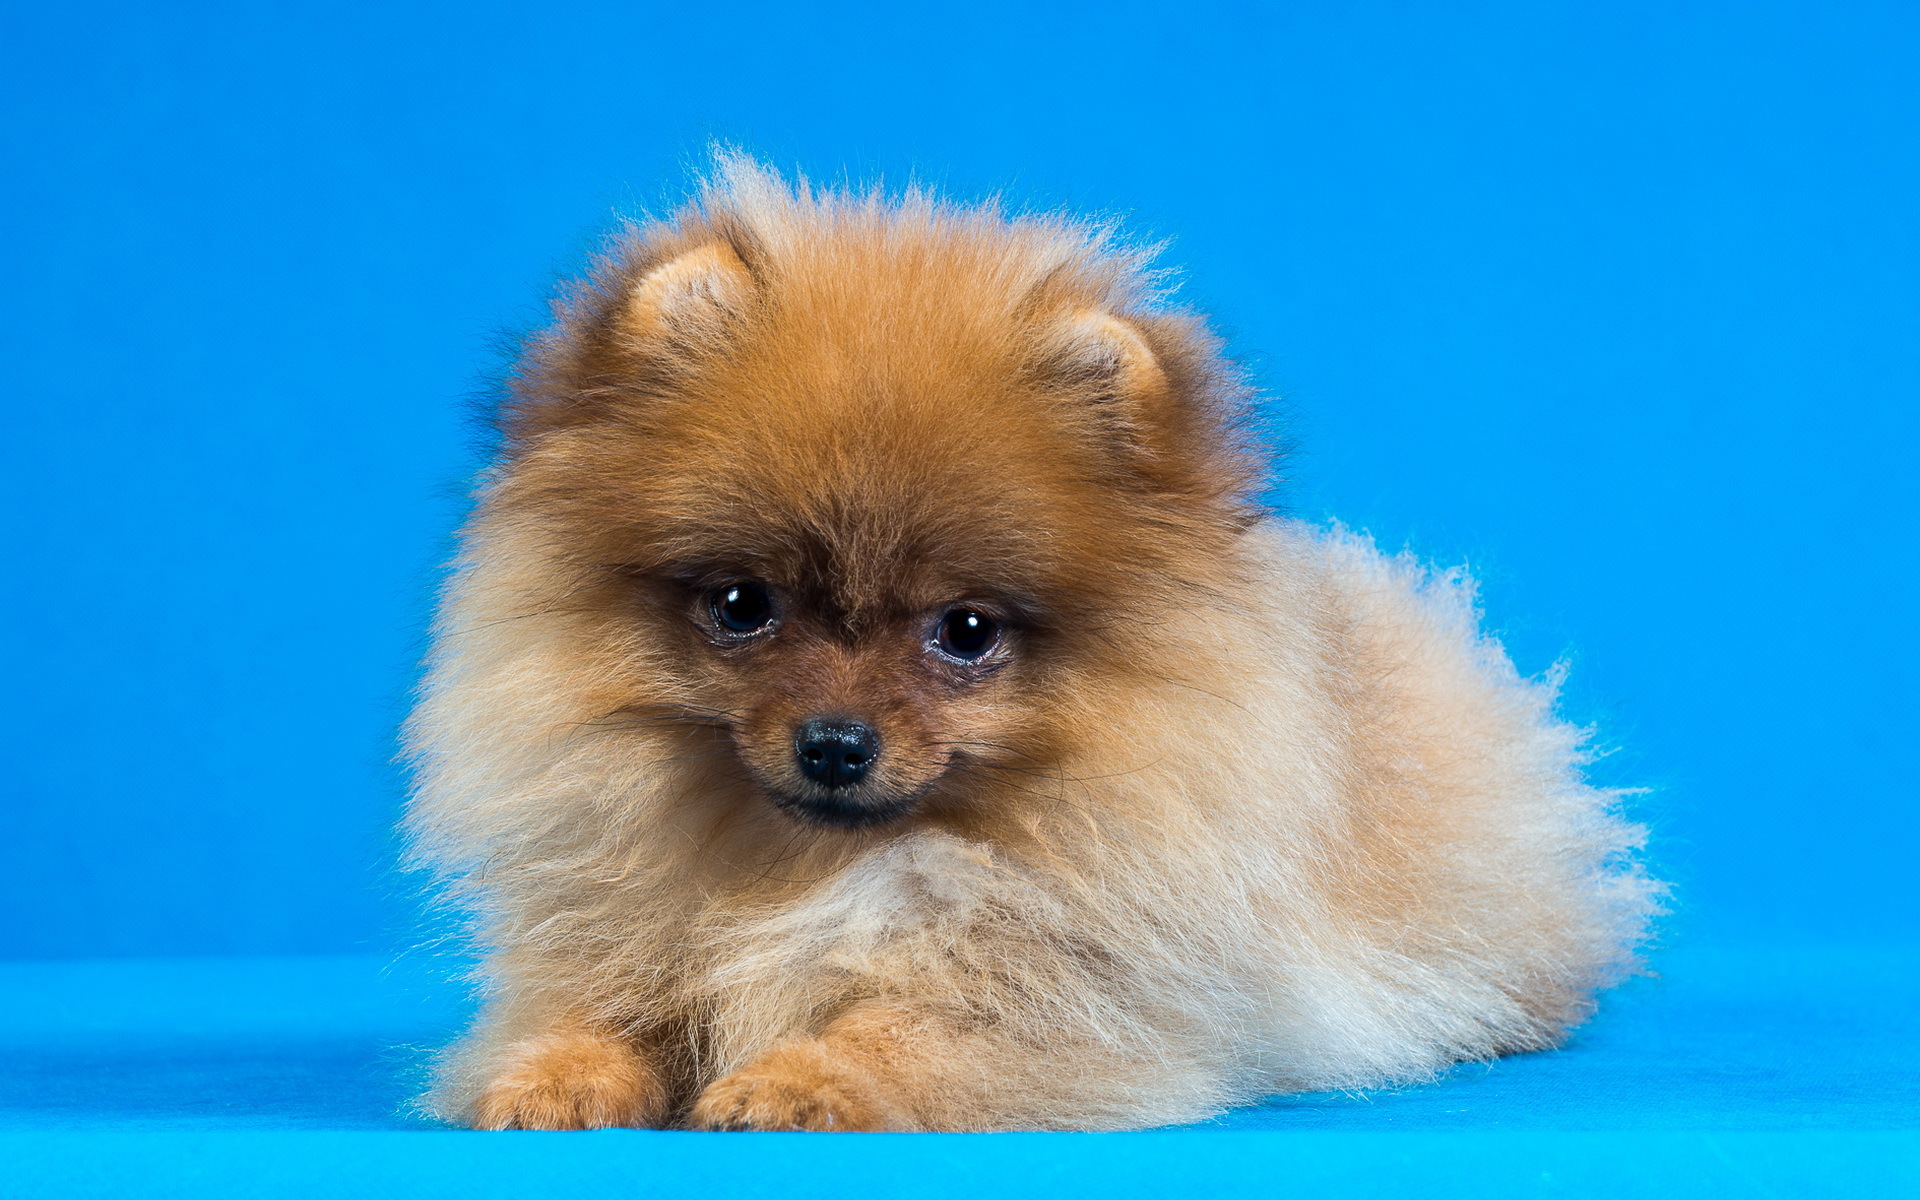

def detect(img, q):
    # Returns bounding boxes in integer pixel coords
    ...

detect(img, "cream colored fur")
[407,519,1656,1129]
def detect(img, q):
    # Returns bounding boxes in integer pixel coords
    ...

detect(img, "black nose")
[794,718,879,789]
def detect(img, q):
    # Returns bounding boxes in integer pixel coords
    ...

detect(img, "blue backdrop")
[2,0,1914,965]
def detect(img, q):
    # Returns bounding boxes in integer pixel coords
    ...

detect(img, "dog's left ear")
[1054,311,1169,418]
[1042,310,1191,479]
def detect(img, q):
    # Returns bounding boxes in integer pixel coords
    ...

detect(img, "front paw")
[471,1031,667,1130]
[689,1040,900,1131]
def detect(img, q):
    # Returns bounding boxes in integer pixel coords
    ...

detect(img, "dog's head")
[486,166,1260,829]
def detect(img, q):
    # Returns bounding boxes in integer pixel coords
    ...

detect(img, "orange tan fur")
[402,154,1661,1131]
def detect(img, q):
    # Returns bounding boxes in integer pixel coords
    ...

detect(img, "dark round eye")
[936,608,1000,661]
[709,581,774,633]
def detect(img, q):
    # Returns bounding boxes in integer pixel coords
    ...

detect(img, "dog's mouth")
[764,786,928,830]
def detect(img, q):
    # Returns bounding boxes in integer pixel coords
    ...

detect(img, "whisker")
[943,761,1076,803]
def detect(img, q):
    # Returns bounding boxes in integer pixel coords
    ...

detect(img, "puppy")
[403,154,1660,1132]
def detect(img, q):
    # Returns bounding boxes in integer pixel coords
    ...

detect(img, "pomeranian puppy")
[403,154,1660,1132]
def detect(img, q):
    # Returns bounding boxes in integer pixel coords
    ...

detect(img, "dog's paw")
[471,1031,667,1130]
[688,1041,901,1131]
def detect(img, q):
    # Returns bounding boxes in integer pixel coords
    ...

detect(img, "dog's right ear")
[505,241,757,443]
[617,241,754,353]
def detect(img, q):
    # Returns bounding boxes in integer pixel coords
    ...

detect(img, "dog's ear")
[1037,307,1249,497]
[619,241,754,351]
[1052,311,1169,418]
[1041,309,1185,466]
[504,241,757,443]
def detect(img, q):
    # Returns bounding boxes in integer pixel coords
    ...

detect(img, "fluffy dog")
[403,154,1659,1132]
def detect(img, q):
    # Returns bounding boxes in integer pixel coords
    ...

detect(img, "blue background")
[2,2,1916,1192]
[5,0,1917,959]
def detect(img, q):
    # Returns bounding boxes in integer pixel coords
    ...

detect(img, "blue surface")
[3,1132,1916,1200]
[1,947,1916,1194]
[5,946,1915,1136]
